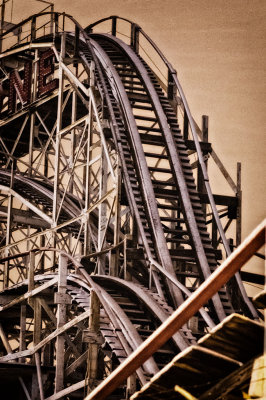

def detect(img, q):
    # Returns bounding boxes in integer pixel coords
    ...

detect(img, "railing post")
[31,16,36,41]
[50,6,54,35]
[54,13,58,37]
[167,69,176,101]
[183,109,189,141]
[74,24,80,59]
[111,16,117,36]
[197,115,209,219]
[236,162,242,246]
[130,23,139,53]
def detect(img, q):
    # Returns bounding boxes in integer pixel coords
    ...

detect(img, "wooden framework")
[0,11,263,400]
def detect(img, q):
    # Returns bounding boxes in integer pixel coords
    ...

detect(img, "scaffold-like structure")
[0,11,264,400]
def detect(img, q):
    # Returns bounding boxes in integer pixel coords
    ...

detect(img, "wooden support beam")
[45,379,86,400]
[199,358,255,400]
[197,115,208,219]
[0,322,12,354]
[35,351,44,400]
[86,290,100,392]
[55,254,68,393]
[65,350,88,377]
[18,376,32,400]
[33,298,42,346]
[19,304,26,362]
[236,162,242,246]
[28,251,35,292]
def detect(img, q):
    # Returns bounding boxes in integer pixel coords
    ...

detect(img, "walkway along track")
[0,11,260,399]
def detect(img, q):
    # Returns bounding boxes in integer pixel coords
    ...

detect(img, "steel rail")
[77,35,167,297]
[0,242,215,328]
[93,33,226,321]
[90,38,184,306]
[95,275,196,345]
[84,218,265,400]
[86,17,258,318]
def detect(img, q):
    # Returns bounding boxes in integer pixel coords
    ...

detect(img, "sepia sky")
[4,0,266,277]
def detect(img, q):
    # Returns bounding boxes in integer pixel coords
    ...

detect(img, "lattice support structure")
[0,12,261,400]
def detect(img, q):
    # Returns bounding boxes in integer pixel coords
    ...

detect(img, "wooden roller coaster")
[0,12,264,400]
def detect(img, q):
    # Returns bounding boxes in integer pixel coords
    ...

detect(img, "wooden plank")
[199,358,254,400]
[44,379,86,400]
[65,350,88,377]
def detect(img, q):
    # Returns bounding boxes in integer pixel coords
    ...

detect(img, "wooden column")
[19,304,26,363]
[85,290,101,393]
[236,162,242,246]
[110,157,121,276]
[197,115,209,220]
[98,145,108,274]
[54,254,69,393]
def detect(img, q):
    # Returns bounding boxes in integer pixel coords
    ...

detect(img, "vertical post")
[28,251,35,292]
[53,34,65,258]
[50,5,54,35]
[197,115,209,220]
[98,145,108,274]
[111,16,117,36]
[183,110,189,141]
[35,352,44,400]
[4,159,16,288]
[74,25,80,59]
[28,251,43,398]
[19,304,26,363]
[0,0,7,53]
[70,64,78,194]
[84,104,93,255]
[130,23,139,53]
[167,70,176,102]
[54,254,68,393]
[110,156,121,276]
[28,49,38,176]
[126,374,137,398]
[86,290,100,393]
[54,13,58,36]
[212,219,218,249]
[236,162,242,247]
[31,16,36,41]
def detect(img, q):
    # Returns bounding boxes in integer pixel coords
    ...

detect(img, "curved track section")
[0,12,258,399]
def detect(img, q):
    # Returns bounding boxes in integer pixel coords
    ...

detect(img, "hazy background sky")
[3,0,265,277]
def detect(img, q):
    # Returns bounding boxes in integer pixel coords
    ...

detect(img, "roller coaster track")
[0,12,259,399]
